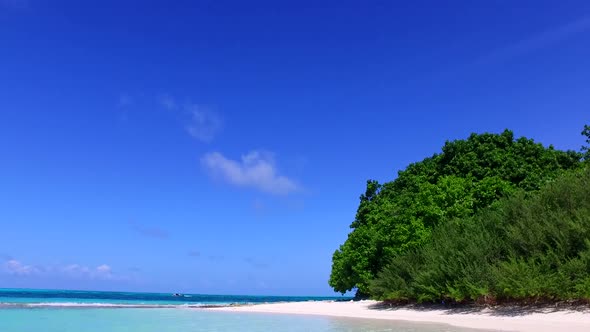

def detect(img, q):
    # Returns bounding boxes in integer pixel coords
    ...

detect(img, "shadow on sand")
[367,301,590,317]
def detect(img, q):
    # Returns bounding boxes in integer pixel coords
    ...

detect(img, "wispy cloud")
[185,104,222,142]
[156,94,222,142]
[96,264,111,273]
[201,150,299,195]
[2,259,39,275]
[1,258,125,281]
[129,221,169,239]
[475,16,590,66]
[422,16,590,84]
[63,263,117,280]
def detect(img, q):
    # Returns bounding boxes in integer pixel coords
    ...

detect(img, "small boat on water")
[172,293,184,297]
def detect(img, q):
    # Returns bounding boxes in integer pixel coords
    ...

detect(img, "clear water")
[0,308,489,332]
[0,288,347,307]
[0,289,488,331]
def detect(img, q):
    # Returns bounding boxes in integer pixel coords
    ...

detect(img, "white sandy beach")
[210,300,590,332]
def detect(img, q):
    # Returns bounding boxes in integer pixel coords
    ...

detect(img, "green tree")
[372,168,590,303]
[330,130,582,296]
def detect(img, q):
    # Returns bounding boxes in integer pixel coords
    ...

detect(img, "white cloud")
[96,264,111,273]
[185,105,222,142]
[1,258,126,281]
[155,94,222,142]
[201,150,299,195]
[62,263,114,280]
[63,264,89,274]
[3,259,38,275]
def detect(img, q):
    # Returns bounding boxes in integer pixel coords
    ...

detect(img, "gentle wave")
[0,288,350,310]
[0,302,233,309]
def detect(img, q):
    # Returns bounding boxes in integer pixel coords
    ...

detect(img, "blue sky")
[1,0,589,296]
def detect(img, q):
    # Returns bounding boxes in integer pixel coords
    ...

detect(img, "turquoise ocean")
[0,288,488,331]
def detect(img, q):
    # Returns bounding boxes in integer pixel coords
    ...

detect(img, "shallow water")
[0,308,487,332]
[0,289,492,331]
[0,288,344,307]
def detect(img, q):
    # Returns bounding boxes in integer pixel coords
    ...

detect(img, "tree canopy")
[371,167,590,303]
[330,129,583,296]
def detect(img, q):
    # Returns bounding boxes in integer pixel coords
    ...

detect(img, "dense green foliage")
[371,168,590,303]
[330,130,583,296]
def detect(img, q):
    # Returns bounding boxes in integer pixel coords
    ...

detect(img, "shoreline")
[208,300,590,332]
